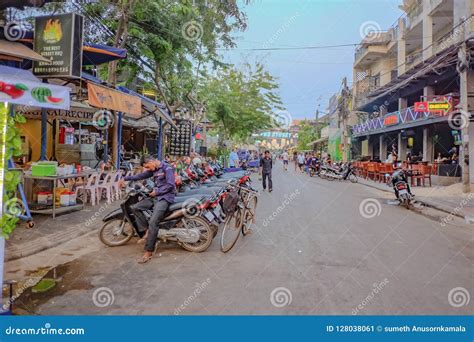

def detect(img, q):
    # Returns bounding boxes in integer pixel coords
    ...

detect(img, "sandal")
[137,237,146,244]
[137,254,152,264]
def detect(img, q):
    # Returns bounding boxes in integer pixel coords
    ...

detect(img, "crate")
[31,163,57,177]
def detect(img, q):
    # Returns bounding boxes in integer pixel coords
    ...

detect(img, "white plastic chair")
[111,170,123,200]
[97,172,116,204]
[75,173,100,206]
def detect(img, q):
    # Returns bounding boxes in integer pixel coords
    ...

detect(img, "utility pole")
[341,77,350,163]
[458,19,470,193]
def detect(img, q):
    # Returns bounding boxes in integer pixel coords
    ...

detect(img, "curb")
[356,180,466,220]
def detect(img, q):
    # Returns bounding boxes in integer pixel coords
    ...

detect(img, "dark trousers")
[131,198,170,252]
[262,171,272,190]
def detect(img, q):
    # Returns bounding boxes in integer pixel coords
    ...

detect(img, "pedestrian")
[229,148,239,168]
[293,151,298,171]
[259,150,273,192]
[297,153,305,172]
[281,149,289,171]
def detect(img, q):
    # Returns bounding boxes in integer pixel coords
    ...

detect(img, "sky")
[223,0,404,120]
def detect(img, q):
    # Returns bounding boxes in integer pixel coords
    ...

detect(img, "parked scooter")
[319,162,357,182]
[99,181,214,252]
[391,169,413,208]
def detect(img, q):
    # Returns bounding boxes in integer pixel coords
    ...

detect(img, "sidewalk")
[358,178,474,221]
[6,201,120,262]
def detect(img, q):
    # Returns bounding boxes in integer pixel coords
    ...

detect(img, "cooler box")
[31,162,57,177]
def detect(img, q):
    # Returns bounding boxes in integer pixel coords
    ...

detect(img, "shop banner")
[0,77,70,110]
[87,83,141,118]
[21,108,96,122]
[33,13,84,78]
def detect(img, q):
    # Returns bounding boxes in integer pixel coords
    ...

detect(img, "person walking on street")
[282,150,289,171]
[260,150,273,192]
[297,153,305,173]
[293,151,298,171]
[229,148,239,168]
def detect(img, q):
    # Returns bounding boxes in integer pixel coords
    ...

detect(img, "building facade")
[351,0,474,185]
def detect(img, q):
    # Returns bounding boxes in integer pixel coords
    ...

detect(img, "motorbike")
[319,162,357,183]
[391,169,413,209]
[99,181,215,252]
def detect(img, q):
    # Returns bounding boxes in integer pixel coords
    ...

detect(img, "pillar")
[380,135,387,161]
[115,112,122,169]
[423,86,435,99]
[422,14,433,61]
[397,17,406,76]
[40,108,47,161]
[422,127,433,162]
[367,136,374,158]
[398,132,406,162]
[398,97,407,111]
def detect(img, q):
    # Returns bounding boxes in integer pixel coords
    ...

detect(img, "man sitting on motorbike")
[122,157,176,264]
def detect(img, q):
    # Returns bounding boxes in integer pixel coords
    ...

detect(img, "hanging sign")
[414,101,428,112]
[383,113,399,126]
[87,83,141,118]
[0,77,70,110]
[33,13,84,78]
[428,100,451,113]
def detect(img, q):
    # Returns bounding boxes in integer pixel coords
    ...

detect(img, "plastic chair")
[75,172,100,206]
[97,172,116,204]
[111,170,123,200]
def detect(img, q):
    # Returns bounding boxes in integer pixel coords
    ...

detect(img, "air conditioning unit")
[406,55,414,64]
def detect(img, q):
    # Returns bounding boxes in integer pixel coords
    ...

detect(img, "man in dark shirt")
[260,150,273,192]
[122,157,176,263]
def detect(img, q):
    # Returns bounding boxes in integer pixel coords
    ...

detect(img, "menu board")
[168,119,192,156]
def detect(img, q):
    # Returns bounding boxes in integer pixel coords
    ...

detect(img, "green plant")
[1,108,26,237]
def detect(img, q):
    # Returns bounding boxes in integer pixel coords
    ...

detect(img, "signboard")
[383,114,399,126]
[21,108,96,122]
[0,76,70,110]
[168,119,192,156]
[415,100,451,114]
[33,13,84,78]
[87,83,141,117]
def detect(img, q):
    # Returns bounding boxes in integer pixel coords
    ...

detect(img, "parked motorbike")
[391,169,413,208]
[319,162,357,183]
[99,181,214,252]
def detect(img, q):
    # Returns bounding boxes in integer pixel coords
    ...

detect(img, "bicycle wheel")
[220,208,243,253]
[242,196,258,236]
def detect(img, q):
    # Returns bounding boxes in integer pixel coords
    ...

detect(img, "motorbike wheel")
[349,174,358,183]
[99,219,134,247]
[180,216,214,253]
[221,208,243,253]
[309,170,314,177]
[242,196,258,236]
[326,173,335,181]
[404,199,411,209]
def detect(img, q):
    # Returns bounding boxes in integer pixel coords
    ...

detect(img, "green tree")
[199,63,284,145]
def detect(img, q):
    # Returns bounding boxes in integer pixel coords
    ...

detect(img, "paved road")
[18,162,473,315]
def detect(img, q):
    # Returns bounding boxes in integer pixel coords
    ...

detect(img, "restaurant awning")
[117,86,176,128]
[0,39,50,63]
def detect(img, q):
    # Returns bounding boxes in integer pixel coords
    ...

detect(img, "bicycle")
[220,184,258,253]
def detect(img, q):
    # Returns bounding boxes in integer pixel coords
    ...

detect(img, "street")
[17,162,473,315]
